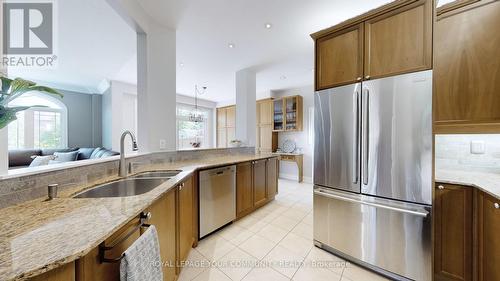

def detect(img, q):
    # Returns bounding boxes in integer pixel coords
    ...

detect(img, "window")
[176,104,212,149]
[7,93,67,149]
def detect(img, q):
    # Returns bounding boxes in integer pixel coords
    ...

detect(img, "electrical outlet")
[159,139,167,150]
[470,140,485,155]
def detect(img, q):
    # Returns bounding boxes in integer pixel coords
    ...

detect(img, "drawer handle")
[495,203,500,209]
[437,185,445,190]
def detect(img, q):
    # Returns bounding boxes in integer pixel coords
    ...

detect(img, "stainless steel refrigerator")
[313,70,433,281]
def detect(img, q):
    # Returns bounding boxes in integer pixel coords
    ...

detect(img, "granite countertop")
[435,169,500,200]
[0,154,277,281]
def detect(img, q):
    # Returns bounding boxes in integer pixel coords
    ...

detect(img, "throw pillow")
[29,155,56,167]
[53,151,79,162]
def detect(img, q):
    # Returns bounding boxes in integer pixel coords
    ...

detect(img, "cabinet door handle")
[356,77,362,81]
[365,75,371,80]
[494,203,500,209]
[437,185,445,190]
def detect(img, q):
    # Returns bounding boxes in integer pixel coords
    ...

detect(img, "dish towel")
[120,225,163,281]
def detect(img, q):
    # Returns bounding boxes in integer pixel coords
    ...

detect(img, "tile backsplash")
[435,134,500,172]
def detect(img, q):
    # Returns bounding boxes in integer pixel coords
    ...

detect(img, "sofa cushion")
[98,149,120,158]
[8,149,42,167]
[77,148,96,160]
[53,151,79,162]
[41,148,79,156]
[29,155,56,167]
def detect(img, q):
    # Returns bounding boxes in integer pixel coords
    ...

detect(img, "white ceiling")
[8,0,136,93]
[171,0,392,103]
[9,0,392,102]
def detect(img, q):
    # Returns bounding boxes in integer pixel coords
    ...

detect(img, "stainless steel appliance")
[199,165,236,238]
[314,70,433,281]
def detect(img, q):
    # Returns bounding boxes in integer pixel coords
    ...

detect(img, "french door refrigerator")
[313,70,433,281]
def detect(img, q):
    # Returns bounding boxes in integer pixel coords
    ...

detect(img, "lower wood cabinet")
[434,183,473,281]
[253,159,268,207]
[31,262,75,281]
[266,158,278,199]
[236,161,254,218]
[178,176,194,265]
[75,176,194,281]
[434,182,500,281]
[477,190,500,281]
[236,158,279,219]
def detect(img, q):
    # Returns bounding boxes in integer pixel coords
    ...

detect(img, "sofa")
[8,147,120,169]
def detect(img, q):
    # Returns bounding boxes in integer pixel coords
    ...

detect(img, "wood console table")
[272,153,304,183]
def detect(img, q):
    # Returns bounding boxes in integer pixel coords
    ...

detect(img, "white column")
[136,25,176,152]
[0,128,7,174]
[235,69,256,147]
[0,2,8,174]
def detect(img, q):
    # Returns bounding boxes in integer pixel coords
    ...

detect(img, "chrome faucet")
[119,130,139,177]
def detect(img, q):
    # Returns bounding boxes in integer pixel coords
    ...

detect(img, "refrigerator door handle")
[314,189,429,217]
[352,90,360,184]
[362,88,369,185]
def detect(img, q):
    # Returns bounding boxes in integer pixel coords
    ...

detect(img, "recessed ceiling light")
[265,23,272,29]
[280,75,287,80]
[228,43,235,49]
[179,62,184,67]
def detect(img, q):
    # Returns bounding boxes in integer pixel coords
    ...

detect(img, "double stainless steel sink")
[74,170,181,198]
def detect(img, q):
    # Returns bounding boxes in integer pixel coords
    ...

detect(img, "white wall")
[235,69,256,147]
[272,85,314,183]
[102,80,137,151]
[107,0,177,153]
[435,134,500,172]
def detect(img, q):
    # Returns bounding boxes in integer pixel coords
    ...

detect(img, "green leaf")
[0,107,20,129]
[0,76,13,95]
[27,85,63,98]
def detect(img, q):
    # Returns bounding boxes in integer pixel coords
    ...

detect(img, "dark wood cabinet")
[316,23,364,90]
[434,183,473,281]
[364,0,432,80]
[313,0,432,91]
[477,191,500,281]
[434,0,500,133]
[236,161,254,218]
[266,158,278,199]
[178,176,194,265]
[253,160,267,207]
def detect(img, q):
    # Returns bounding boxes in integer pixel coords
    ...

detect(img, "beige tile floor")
[179,179,390,281]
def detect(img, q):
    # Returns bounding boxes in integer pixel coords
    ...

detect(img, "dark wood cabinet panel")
[236,162,254,218]
[266,158,278,199]
[364,0,432,80]
[253,160,267,207]
[434,0,500,133]
[477,191,500,281]
[315,23,364,90]
[434,183,473,281]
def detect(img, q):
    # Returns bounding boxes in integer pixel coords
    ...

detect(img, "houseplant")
[0,76,63,129]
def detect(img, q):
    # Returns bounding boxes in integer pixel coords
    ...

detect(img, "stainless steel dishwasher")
[199,165,236,238]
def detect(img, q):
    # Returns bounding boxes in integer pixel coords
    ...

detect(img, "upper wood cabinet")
[273,96,303,132]
[434,183,473,281]
[216,105,236,147]
[364,0,432,79]
[316,23,364,89]
[313,0,432,91]
[477,190,500,281]
[434,0,500,133]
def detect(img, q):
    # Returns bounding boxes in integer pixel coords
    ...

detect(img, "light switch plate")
[159,139,167,150]
[470,141,485,154]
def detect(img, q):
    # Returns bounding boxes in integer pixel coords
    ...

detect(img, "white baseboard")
[279,173,313,184]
